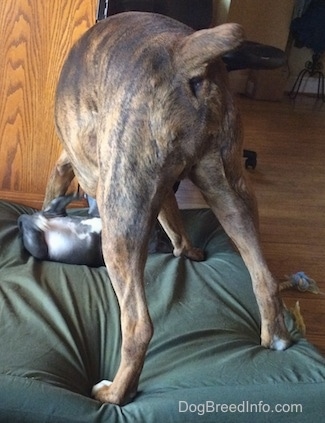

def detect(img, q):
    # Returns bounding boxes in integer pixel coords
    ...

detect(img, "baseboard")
[0,191,88,209]
[0,191,44,209]
[286,75,322,96]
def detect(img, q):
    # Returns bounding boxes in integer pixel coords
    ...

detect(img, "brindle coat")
[44,12,292,405]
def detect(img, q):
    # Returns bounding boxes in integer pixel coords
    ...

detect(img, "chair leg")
[243,149,257,169]
[289,69,308,100]
[316,71,325,102]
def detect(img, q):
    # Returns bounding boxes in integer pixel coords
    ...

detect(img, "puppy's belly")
[45,229,101,264]
[46,231,83,259]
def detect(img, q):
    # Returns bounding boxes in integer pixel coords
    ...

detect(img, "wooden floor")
[238,94,325,355]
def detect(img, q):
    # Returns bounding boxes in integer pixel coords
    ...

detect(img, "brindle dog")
[44,12,292,405]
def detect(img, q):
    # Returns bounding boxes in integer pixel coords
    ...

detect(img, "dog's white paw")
[271,336,291,351]
[91,380,113,397]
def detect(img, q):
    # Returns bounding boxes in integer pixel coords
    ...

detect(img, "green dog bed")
[0,200,324,422]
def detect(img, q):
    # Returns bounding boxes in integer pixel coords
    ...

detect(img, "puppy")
[18,195,172,266]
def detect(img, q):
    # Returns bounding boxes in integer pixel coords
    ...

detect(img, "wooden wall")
[0,0,97,208]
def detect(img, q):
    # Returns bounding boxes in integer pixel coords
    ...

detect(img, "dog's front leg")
[158,188,204,261]
[191,154,292,351]
[43,150,75,209]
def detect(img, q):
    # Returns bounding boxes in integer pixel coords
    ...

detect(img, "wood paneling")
[0,0,96,208]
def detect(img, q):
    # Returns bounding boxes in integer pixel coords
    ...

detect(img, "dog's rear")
[44,12,291,405]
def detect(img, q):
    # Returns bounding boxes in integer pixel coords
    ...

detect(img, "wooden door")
[0,0,97,208]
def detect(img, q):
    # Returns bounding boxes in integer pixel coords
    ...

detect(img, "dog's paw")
[261,333,293,351]
[91,380,135,405]
[174,246,205,261]
[91,380,113,402]
[185,247,205,261]
[270,335,293,351]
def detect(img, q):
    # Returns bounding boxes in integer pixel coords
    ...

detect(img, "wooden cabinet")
[0,0,96,208]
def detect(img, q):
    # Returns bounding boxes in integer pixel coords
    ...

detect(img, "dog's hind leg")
[92,179,161,405]
[158,188,204,261]
[191,152,292,351]
[43,150,75,209]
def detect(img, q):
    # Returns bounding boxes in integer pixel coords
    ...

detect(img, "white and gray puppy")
[18,195,172,267]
